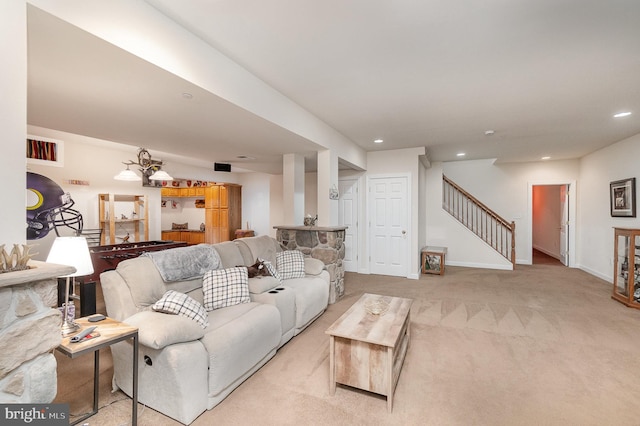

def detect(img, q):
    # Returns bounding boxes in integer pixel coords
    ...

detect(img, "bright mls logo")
[1,404,68,425]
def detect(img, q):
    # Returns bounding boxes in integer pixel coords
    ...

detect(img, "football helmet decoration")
[26,172,83,240]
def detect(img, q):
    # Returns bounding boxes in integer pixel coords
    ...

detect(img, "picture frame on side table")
[610,177,636,217]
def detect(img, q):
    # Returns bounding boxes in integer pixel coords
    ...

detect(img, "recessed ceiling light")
[457,152,466,157]
[374,139,384,144]
[614,111,632,118]
[237,155,255,160]
[484,130,495,136]
[541,156,551,160]
[182,92,193,99]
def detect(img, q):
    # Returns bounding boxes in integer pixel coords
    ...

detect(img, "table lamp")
[46,236,94,336]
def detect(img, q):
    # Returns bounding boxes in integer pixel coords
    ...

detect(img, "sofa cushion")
[276,250,306,279]
[201,302,281,396]
[203,267,250,310]
[235,235,279,265]
[125,310,206,349]
[213,241,246,269]
[152,290,209,328]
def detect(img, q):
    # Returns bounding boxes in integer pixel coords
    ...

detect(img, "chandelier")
[114,148,173,182]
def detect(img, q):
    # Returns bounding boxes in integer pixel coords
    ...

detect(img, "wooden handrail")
[442,175,516,266]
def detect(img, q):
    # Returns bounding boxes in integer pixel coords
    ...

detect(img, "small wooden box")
[234,229,255,239]
[421,246,447,275]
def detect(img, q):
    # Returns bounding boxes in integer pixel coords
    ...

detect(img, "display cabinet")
[612,228,640,309]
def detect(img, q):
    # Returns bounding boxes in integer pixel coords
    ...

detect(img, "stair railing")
[442,175,515,266]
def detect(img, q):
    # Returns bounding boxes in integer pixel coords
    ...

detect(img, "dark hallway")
[532,248,563,266]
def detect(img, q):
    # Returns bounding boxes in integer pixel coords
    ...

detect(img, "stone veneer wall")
[0,261,73,403]
[275,226,346,304]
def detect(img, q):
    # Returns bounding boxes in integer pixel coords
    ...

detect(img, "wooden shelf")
[99,194,149,245]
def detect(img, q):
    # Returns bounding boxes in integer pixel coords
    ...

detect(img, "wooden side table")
[421,246,447,275]
[57,317,138,426]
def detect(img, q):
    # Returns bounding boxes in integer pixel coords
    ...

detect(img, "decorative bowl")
[364,298,389,315]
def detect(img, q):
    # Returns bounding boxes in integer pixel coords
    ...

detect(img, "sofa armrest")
[304,258,325,276]
[125,310,206,349]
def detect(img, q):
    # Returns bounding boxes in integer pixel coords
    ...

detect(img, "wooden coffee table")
[325,293,412,412]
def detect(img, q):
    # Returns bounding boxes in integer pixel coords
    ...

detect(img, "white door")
[339,179,358,272]
[369,176,409,277]
[560,184,570,266]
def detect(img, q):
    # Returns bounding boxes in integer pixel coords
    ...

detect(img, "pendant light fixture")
[114,148,173,182]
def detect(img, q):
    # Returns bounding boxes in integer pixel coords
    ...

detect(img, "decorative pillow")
[276,250,306,280]
[152,290,209,328]
[203,267,250,310]
[172,222,188,230]
[126,310,205,349]
[259,258,282,282]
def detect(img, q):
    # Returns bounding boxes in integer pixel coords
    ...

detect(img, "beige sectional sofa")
[100,235,330,424]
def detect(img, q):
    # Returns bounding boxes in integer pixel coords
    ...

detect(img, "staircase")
[442,175,516,266]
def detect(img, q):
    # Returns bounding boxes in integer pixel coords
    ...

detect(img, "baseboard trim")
[446,260,513,271]
[577,264,612,283]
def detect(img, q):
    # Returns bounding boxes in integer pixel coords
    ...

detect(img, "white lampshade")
[114,164,142,181]
[46,237,94,277]
[149,169,173,181]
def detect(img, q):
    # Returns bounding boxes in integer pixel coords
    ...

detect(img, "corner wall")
[0,1,27,246]
[578,133,640,281]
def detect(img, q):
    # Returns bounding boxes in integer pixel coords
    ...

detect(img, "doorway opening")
[532,184,570,266]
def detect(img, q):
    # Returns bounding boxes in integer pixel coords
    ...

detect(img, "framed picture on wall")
[610,177,636,217]
[26,135,64,167]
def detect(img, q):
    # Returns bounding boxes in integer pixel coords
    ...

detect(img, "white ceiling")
[27,1,640,174]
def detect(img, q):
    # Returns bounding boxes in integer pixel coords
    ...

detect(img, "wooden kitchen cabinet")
[161,230,205,245]
[161,187,206,197]
[161,183,241,245]
[205,184,240,243]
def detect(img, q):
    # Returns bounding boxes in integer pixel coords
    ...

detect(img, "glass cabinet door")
[634,235,640,302]
[615,234,629,297]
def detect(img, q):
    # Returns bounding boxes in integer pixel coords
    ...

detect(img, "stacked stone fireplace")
[0,261,73,403]
[274,226,346,304]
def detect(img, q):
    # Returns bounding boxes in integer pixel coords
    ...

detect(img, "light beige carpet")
[55,264,640,425]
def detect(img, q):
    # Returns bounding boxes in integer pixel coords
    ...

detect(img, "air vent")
[214,163,231,172]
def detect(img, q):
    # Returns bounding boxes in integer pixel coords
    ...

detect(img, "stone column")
[274,226,346,304]
[0,261,74,403]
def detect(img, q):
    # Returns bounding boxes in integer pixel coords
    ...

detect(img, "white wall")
[578,133,640,281]
[426,163,512,269]
[304,172,318,220]
[0,1,27,246]
[237,172,273,236]
[269,174,284,238]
